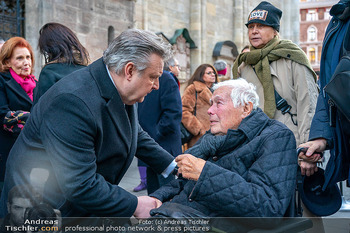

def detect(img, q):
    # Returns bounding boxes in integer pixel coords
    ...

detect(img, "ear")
[7,202,10,213]
[124,62,135,81]
[242,102,253,118]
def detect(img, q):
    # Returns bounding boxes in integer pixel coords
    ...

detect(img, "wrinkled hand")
[298,139,327,162]
[298,139,327,176]
[175,154,206,181]
[299,160,318,176]
[133,196,158,219]
[152,197,162,208]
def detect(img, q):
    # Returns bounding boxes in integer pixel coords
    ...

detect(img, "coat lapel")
[2,72,33,104]
[89,58,132,151]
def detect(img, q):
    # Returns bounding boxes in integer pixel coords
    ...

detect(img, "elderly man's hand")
[152,197,162,208]
[299,160,318,176]
[175,154,206,181]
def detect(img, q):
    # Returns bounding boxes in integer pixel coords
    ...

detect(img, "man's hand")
[298,138,327,176]
[298,138,327,162]
[133,196,158,219]
[175,154,206,181]
[299,160,318,176]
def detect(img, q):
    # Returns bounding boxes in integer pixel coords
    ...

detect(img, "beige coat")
[181,81,212,147]
[238,58,318,145]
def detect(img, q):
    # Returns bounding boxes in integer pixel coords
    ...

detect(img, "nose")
[207,104,214,115]
[252,26,259,34]
[152,78,160,90]
[24,58,30,66]
[19,208,26,221]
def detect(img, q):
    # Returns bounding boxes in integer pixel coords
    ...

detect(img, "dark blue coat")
[33,63,86,104]
[0,58,174,217]
[0,71,34,182]
[309,1,350,190]
[138,70,182,157]
[150,109,297,217]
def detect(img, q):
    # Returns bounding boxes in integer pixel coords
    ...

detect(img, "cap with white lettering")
[245,1,282,32]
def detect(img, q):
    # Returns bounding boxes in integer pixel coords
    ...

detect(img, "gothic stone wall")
[25,0,134,77]
[25,0,299,79]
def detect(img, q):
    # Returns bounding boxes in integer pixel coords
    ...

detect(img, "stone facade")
[24,0,299,84]
[26,0,135,77]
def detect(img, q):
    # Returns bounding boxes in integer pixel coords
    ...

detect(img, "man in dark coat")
[150,79,297,217]
[0,29,175,218]
[138,57,182,194]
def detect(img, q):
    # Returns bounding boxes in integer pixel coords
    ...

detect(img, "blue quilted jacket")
[150,108,297,217]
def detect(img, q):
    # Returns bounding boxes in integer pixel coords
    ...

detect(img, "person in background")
[232,1,318,147]
[133,57,182,193]
[181,64,218,148]
[33,22,89,104]
[164,57,181,88]
[0,29,175,219]
[0,37,37,192]
[213,60,228,79]
[138,57,182,194]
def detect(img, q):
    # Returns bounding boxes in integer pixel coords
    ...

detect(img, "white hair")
[212,78,259,110]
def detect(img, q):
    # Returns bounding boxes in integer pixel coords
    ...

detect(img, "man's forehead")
[213,86,232,97]
[11,197,32,206]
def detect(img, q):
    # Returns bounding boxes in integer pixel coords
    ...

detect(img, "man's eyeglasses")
[206,71,216,76]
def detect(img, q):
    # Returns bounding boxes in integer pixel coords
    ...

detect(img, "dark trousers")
[146,168,174,195]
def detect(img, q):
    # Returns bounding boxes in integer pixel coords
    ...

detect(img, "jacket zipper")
[188,182,198,201]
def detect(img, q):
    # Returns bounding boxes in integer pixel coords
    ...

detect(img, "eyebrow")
[212,95,224,102]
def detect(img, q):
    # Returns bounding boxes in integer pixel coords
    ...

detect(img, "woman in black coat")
[33,22,89,104]
[0,37,37,187]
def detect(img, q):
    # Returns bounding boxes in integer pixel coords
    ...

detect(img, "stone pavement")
[119,157,147,197]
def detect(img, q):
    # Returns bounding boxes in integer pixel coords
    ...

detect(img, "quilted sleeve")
[188,128,298,217]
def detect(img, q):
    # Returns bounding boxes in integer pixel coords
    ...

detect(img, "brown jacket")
[181,81,212,147]
[237,58,318,145]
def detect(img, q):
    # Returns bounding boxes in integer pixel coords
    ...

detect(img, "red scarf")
[10,68,37,101]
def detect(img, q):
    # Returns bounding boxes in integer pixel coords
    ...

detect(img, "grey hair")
[103,29,172,74]
[212,78,259,110]
[164,57,176,71]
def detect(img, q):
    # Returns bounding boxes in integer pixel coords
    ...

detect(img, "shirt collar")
[105,65,117,89]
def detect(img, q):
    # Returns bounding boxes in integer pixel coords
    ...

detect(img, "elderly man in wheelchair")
[147,79,298,231]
